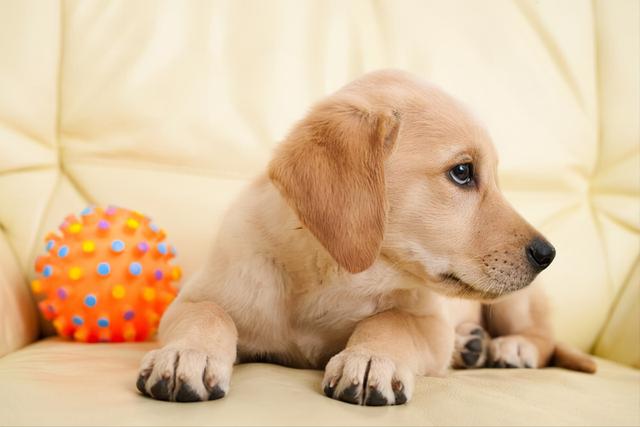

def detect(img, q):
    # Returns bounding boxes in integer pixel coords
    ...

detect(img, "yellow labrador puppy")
[137,70,595,406]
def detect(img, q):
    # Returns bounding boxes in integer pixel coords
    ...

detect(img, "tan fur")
[137,70,595,405]
[552,343,598,374]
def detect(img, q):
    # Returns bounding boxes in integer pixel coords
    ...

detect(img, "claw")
[175,383,201,402]
[323,384,335,398]
[207,385,226,401]
[392,380,407,405]
[150,378,172,401]
[136,373,150,396]
[338,384,361,405]
[365,387,388,406]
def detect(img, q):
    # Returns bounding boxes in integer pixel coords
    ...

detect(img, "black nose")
[526,238,556,271]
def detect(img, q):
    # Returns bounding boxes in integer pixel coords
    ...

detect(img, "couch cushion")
[0,338,637,426]
[0,1,638,365]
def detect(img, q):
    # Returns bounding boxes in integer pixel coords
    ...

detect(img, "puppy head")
[269,70,555,300]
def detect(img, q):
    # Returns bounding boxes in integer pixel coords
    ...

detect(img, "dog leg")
[483,286,555,369]
[136,299,238,402]
[322,309,453,406]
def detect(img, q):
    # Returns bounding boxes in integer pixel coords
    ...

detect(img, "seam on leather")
[586,199,615,337]
[514,0,592,119]
[590,256,640,354]
[54,0,64,167]
[0,164,57,177]
[65,157,256,181]
[52,0,95,207]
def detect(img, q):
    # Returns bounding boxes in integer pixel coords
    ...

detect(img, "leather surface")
[0,338,638,427]
[0,0,638,424]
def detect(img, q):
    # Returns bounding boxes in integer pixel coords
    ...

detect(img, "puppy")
[136,70,595,406]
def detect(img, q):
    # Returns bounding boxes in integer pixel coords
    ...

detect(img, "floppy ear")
[268,95,400,273]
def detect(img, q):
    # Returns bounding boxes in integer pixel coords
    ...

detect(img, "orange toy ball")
[31,206,182,343]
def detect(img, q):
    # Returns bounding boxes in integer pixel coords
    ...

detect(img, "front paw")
[136,346,232,402]
[488,335,538,368]
[321,348,414,406]
[451,322,490,369]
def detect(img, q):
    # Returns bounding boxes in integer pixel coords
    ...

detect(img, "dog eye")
[449,163,474,186]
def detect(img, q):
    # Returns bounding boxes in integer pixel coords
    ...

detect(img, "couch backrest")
[0,0,637,366]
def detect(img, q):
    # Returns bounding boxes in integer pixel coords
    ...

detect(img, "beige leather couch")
[0,1,638,425]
